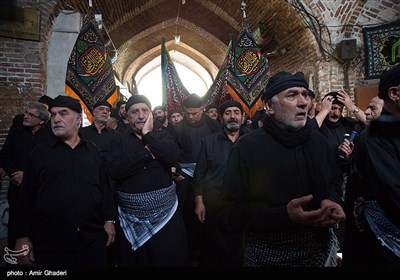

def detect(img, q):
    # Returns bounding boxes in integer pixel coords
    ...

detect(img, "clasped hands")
[287,194,346,228]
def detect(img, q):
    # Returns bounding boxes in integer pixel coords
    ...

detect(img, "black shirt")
[174,115,222,163]
[80,124,119,159]
[106,127,180,194]
[0,123,53,175]
[15,135,117,251]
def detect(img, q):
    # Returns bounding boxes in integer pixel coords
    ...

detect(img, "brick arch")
[117,18,225,86]
[42,0,321,89]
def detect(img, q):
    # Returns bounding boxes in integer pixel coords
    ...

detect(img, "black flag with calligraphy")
[161,37,189,113]
[65,9,118,122]
[203,2,269,117]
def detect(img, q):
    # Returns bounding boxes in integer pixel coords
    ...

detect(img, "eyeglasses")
[24,111,40,119]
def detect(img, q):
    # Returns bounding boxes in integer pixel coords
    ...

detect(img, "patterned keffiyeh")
[354,198,400,258]
[243,228,338,267]
[117,183,178,251]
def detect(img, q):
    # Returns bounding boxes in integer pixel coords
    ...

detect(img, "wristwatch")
[352,107,360,114]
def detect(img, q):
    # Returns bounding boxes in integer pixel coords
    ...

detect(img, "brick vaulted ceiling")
[57,0,313,88]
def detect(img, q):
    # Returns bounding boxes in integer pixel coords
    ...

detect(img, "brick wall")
[0,0,58,131]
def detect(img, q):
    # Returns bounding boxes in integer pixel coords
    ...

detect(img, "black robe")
[343,110,400,266]
[220,119,343,234]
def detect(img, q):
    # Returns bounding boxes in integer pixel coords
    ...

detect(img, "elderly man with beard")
[220,71,346,267]
[81,101,119,159]
[106,95,188,267]
[14,95,116,267]
[192,100,245,267]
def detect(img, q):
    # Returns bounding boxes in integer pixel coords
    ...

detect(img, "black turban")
[308,89,316,99]
[262,71,308,101]
[169,108,183,115]
[37,95,54,107]
[125,95,152,112]
[183,93,203,108]
[50,95,82,113]
[218,100,244,115]
[116,100,127,109]
[93,100,112,110]
[206,103,218,112]
[378,63,400,99]
[153,105,165,112]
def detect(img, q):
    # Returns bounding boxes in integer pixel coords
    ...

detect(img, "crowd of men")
[0,63,399,268]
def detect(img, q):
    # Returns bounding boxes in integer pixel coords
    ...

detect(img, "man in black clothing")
[168,108,183,126]
[6,95,54,134]
[310,91,363,154]
[205,103,219,120]
[342,64,400,267]
[80,100,120,266]
[81,100,119,159]
[106,95,187,267]
[193,100,245,266]
[14,95,116,267]
[0,101,52,252]
[115,101,129,132]
[152,105,178,139]
[220,71,346,267]
[173,93,222,260]
[307,91,364,251]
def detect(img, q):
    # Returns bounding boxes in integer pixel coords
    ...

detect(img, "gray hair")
[27,101,50,122]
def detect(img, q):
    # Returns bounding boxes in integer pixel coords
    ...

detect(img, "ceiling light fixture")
[174,0,182,44]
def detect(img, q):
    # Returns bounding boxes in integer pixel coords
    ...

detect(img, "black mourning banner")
[363,21,400,79]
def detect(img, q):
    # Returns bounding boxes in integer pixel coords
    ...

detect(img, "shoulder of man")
[27,136,57,157]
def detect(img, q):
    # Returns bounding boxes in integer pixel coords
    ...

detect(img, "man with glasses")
[0,102,52,256]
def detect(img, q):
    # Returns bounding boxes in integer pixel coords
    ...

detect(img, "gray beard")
[225,122,240,132]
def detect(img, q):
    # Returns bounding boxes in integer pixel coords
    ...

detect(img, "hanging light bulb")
[174,0,181,45]
[174,33,181,44]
